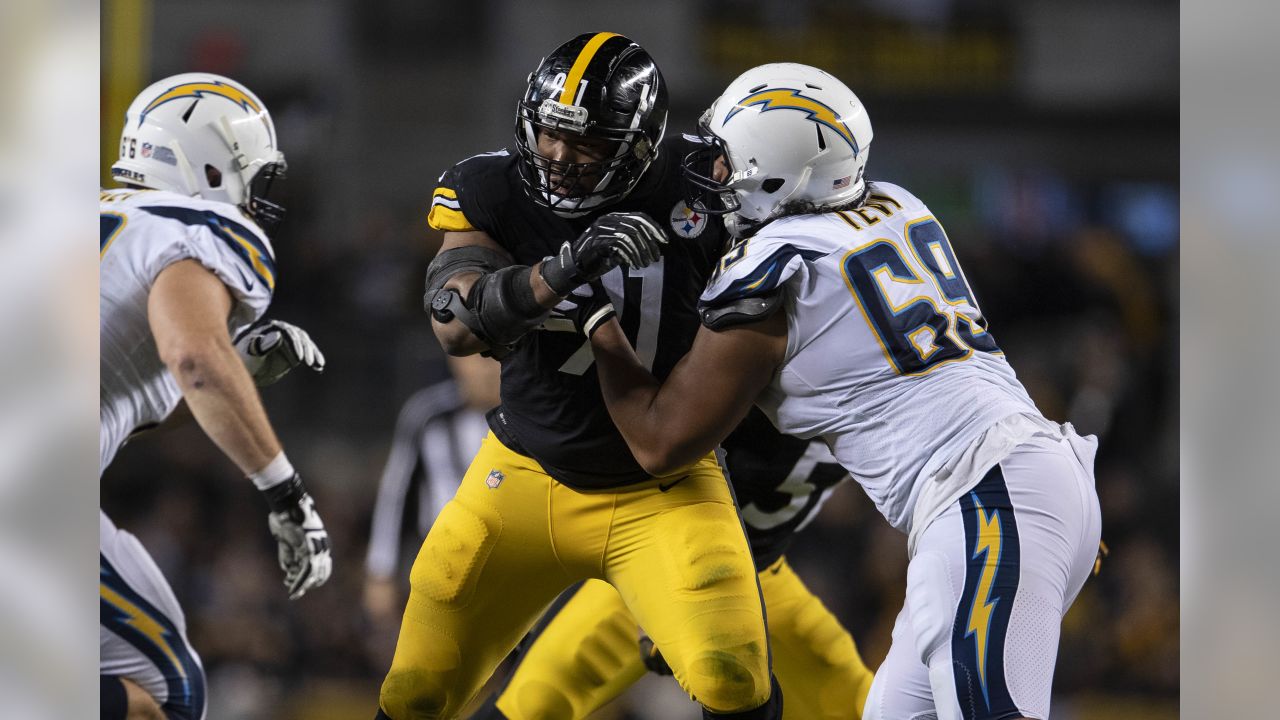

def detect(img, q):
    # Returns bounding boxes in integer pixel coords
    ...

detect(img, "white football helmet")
[684,63,873,237]
[112,72,287,231]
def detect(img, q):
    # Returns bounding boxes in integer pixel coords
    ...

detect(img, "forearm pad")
[465,265,551,349]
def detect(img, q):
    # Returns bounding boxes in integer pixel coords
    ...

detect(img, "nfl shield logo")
[486,469,505,489]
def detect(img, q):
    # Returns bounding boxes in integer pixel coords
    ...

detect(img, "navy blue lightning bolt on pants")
[863,427,1102,720]
[101,511,207,720]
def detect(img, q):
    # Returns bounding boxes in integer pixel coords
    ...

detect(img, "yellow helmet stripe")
[559,32,621,105]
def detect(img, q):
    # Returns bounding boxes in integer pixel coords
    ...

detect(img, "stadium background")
[99,1,1178,718]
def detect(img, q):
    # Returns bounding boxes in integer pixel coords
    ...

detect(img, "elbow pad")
[699,291,783,331]
[423,245,512,301]
[431,266,550,355]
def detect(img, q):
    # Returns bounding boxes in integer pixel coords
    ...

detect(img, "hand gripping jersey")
[701,182,1041,537]
[99,188,275,473]
[428,136,727,489]
[721,407,849,567]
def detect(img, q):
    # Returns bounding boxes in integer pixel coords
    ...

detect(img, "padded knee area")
[380,668,453,720]
[701,674,782,720]
[381,627,464,720]
[411,501,494,606]
[686,643,770,712]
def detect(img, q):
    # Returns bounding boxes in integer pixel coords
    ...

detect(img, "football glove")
[540,212,667,295]
[639,634,673,676]
[545,281,617,338]
[235,319,326,386]
[262,475,333,600]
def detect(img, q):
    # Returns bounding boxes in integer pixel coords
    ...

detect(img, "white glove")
[235,319,326,386]
[263,477,333,600]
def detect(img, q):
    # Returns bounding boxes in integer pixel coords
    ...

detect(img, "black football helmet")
[515,32,669,217]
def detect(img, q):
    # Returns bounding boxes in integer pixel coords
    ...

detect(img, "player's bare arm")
[589,311,787,476]
[148,259,332,600]
[149,259,283,473]
[133,320,323,438]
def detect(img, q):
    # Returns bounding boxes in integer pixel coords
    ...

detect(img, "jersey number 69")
[840,218,1000,376]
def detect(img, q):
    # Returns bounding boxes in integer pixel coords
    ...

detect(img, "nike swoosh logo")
[658,475,689,492]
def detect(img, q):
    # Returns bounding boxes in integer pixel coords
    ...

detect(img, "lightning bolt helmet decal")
[723,88,861,156]
[138,80,264,127]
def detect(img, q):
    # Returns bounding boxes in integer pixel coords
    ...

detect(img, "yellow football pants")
[495,557,873,720]
[379,432,773,719]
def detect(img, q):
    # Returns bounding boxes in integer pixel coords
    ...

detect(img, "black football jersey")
[428,136,727,489]
[721,408,851,567]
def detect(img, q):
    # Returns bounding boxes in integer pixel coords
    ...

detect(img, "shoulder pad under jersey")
[699,290,783,331]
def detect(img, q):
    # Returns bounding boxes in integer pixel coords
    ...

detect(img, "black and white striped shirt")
[365,381,490,580]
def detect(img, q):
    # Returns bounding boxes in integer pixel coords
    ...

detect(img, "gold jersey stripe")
[224,226,276,291]
[559,32,621,105]
[433,186,458,200]
[428,204,476,232]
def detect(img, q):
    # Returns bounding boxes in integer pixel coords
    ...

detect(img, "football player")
[582,63,1104,720]
[471,407,875,720]
[375,33,782,720]
[364,354,500,628]
[100,73,332,720]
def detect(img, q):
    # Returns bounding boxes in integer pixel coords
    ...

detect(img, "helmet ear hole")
[204,164,223,188]
[761,178,785,193]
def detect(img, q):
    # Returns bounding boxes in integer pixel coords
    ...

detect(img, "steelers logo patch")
[669,201,708,239]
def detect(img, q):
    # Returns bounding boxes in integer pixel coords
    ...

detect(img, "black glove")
[639,635,673,676]
[546,281,617,337]
[540,212,667,295]
[262,476,333,600]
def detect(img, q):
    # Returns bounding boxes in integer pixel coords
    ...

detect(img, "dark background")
[101,1,1177,717]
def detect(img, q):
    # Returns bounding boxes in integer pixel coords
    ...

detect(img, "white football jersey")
[99,189,275,473]
[701,181,1042,534]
